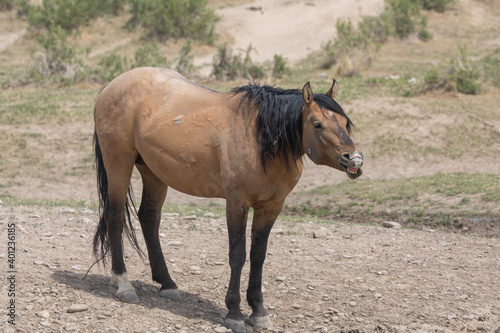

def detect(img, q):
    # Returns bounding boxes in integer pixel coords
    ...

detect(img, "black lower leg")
[247,227,272,317]
[138,205,177,290]
[225,228,246,320]
[105,203,127,276]
[225,204,249,321]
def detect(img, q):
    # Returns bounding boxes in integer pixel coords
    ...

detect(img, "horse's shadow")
[51,270,228,326]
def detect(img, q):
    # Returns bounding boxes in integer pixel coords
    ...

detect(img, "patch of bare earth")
[0,207,499,333]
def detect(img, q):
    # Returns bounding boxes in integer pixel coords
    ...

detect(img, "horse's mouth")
[340,164,362,179]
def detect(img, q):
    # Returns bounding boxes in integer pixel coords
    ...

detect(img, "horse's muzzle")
[339,151,363,179]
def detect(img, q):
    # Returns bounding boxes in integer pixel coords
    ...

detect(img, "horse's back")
[94,67,232,198]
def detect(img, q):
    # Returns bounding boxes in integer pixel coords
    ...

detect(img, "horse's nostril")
[342,153,350,161]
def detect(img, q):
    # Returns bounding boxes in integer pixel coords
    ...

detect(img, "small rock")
[272,229,285,235]
[37,310,50,319]
[81,208,94,214]
[313,228,329,239]
[58,208,76,214]
[276,276,286,282]
[81,218,93,224]
[67,304,89,313]
[349,301,357,307]
[291,304,300,309]
[182,215,198,220]
[29,214,41,219]
[214,261,224,265]
[382,221,401,229]
[42,232,53,237]
[165,213,180,217]
[214,327,228,333]
[159,233,166,238]
[204,212,216,218]
[167,241,183,246]
[71,265,82,271]
[376,270,389,276]
[195,311,204,316]
[374,293,382,299]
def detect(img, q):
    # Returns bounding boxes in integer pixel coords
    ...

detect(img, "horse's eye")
[313,121,322,129]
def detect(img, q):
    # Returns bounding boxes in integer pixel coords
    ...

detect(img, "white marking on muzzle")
[350,151,363,168]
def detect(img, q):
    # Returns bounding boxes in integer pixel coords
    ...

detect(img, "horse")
[92,67,363,332]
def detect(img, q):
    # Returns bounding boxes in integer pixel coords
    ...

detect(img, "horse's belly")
[138,147,225,199]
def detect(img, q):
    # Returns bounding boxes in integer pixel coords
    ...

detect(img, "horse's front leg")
[246,201,284,329]
[224,201,249,333]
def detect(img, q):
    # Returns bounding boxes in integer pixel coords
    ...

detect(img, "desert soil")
[0,207,499,333]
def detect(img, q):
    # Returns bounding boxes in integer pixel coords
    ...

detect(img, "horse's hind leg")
[104,157,139,303]
[246,201,284,329]
[136,163,180,300]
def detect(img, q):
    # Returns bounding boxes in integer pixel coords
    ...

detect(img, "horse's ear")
[326,79,338,100]
[302,82,314,105]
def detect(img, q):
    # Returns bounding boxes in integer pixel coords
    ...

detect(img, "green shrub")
[386,0,420,39]
[133,42,167,68]
[422,45,484,95]
[175,41,194,75]
[358,14,391,45]
[418,16,433,41]
[480,49,500,87]
[272,54,289,78]
[212,44,264,81]
[455,70,481,95]
[248,65,265,80]
[424,67,440,84]
[95,43,168,82]
[14,26,87,85]
[28,0,126,32]
[96,54,128,82]
[127,0,219,44]
[322,19,363,69]
[450,45,480,94]
[321,17,387,73]
[0,0,29,17]
[0,0,13,11]
[420,0,455,12]
[36,26,81,76]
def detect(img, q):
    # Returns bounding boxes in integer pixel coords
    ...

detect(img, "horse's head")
[301,80,363,179]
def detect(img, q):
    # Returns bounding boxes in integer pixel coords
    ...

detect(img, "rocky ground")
[1,206,499,333]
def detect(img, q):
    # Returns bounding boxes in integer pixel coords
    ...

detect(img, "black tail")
[93,130,144,265]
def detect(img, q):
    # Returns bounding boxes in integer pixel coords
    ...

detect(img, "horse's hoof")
[248,314,272,328]
[224,318,246,333]
[159,288,181,301]
[109,277,117,287]
[116,289,140,304]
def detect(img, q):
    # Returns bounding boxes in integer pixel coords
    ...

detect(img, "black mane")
[232,84,353,170]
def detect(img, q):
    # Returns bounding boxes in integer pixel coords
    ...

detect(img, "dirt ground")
[0,206,499,333]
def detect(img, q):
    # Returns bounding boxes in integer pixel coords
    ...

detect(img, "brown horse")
[93,67,363,332]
